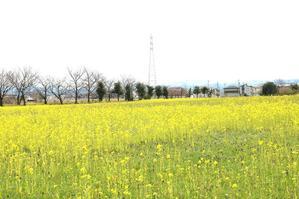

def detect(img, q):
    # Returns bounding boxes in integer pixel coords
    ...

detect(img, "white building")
[223,86,240,97]
[223,84,257,97]
[240,84,257,96]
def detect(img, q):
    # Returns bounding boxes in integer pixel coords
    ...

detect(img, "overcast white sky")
[0,0,299,84]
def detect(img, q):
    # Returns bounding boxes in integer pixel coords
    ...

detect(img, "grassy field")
[0,96,298,198]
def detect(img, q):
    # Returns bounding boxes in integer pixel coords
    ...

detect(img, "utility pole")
[148,34,157,86]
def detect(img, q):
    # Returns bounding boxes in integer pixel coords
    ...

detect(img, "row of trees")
[0,67,103,106]
[98,82,169,102]
[191,86,214,97]
[0,67,171,106]
[1,67,298,106]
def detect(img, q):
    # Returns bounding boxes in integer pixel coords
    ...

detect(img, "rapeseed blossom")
[0,96,298,198]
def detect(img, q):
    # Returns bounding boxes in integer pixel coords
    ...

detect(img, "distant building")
[223,84,257,97]
[223,86,240,97]
[210,88,220,97]
[168,87,187,98]
[254,85,263,96]
[240,84,257,96]
[277,84,298,95]
[26,96,37,102]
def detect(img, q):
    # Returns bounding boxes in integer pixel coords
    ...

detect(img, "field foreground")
[0,96,299,198]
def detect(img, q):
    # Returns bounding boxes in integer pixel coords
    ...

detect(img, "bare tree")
[83,68,103,103]
[0,69,13,106]
[67,68,84,104]
[50,79,68,104]
[35,77,51,104]
[274,79,285,88]
[8,70,22,105]
[105,80,114,102]
[9,67,38,105]
[121,76,136,88]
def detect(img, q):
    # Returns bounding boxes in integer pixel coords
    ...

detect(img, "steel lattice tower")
[148,34,157,86]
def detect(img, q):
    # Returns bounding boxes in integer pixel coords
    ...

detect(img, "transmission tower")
[148,34,157,86]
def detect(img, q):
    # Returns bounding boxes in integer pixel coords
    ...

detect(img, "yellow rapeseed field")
[0,96,298,198]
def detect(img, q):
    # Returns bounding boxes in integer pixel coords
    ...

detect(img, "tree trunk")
[16,93,21,105]
[22,97,26,106]
[75,89,78,104]
[44,90,47,104]
[117,95,120,101]
[0,97,3,106]
[87,92,90,103]
[21,94,26,106]
[59,97,63,104]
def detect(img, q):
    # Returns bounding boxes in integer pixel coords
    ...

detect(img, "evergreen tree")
[201,86,209,97]
[162,86,168,99]
[262,82,277,96]
[146,85,154,99]
[125,84,134,101]
[96,81,106,101]
[193,86,200,98]
[155,85,162,99]
[136,82,146,100]
[113,81,123,101]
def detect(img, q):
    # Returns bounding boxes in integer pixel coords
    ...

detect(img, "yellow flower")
[137,175,144,183]
[27,167,34,175]
[232,183,238,189]
[80,167,87,174]
[146,184,152,188]
[156,144,163,152]
[111,188,117,195]
[123,190,131,196]
[48,150,54,156]
[258,140,264,145]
